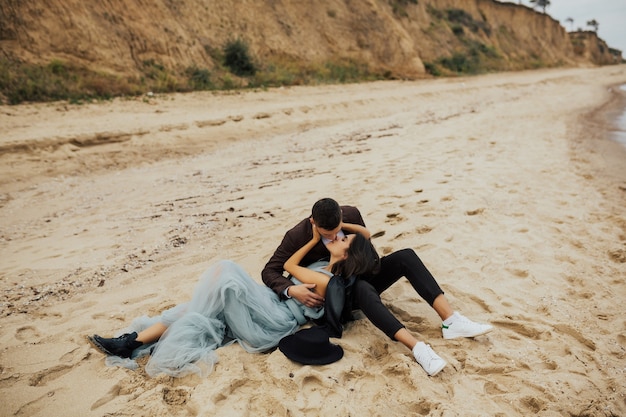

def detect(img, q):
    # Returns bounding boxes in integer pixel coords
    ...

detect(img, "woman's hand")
[311,223,321,243]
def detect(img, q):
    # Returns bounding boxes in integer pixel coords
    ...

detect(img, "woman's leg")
[136,322,168,344]
[89,322,168,358]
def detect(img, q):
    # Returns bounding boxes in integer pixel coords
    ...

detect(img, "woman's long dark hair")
[331,233,380,278]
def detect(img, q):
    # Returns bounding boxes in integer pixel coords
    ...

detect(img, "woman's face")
[325,234,355,259]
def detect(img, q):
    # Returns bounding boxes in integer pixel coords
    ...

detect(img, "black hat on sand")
[278,326,343,365]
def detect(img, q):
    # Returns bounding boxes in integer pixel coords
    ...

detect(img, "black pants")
[353,249,444,339]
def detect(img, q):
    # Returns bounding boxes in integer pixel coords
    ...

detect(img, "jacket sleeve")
[341,206,366,228]
[261,220,311,298]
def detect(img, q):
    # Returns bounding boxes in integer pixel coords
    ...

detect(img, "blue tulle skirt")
[106,260,324,377]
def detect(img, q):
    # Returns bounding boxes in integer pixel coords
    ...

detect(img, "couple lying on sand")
[89,198,492,377]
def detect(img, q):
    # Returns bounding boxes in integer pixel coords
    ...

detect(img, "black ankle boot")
[88,332,143,358]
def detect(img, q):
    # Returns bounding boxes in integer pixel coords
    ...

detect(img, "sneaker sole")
[443,326,493,340]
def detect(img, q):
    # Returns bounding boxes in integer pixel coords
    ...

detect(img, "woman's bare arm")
[284,225,330,297]
[341,222,371,239]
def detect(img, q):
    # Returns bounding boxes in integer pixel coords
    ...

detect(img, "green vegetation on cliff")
[0,38,384,105]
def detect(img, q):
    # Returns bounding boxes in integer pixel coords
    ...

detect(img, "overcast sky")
[499,0,626,55]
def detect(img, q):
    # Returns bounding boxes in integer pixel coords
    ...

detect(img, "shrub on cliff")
[223,39,257,77]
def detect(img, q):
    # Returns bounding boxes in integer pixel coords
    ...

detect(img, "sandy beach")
[1,65,626,416]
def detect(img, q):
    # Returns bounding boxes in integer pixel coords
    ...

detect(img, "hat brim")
[278,333,344,365]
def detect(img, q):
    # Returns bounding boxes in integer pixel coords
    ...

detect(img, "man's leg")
[352,280,405,339]
[352,280,447,376]
[368,248,444,306]
[365,249,493,339]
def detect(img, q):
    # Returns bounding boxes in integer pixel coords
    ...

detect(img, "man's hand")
[288,284,324,308]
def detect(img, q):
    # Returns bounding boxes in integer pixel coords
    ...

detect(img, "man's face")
[312,220,342,242]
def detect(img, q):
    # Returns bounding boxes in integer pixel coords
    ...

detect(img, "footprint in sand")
[536,352,558,370]
[15,326,41,341]
[298,372,347,410]
[14,389,63,416]
[195,118,227,128]
[28,364,74,387]
[91,383,122,410]
[158,123,190,132]
[608,248,626,263]
[519,395,547,414]
[491,319,544,340]
[379,246,394,255]
[162,387,191,406]
[554,324,596,351]
[28,346,90,388]
[464,293,494,313]
[415,225,433,234]
[484,380,509,395]
[211,376,248,404]
[506,268,529,278]
[406,398,440,416]
[385,213,406,225]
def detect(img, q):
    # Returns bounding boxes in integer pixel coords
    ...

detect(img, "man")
[262,197,493,340]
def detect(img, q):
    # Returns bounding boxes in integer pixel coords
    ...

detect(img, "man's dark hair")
[311,198,342,230]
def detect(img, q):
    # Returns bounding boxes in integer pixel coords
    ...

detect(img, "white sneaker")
[442,312,493,339]
[412,342,446,376]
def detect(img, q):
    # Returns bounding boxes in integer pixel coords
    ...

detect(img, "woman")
[88,222,368,377]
